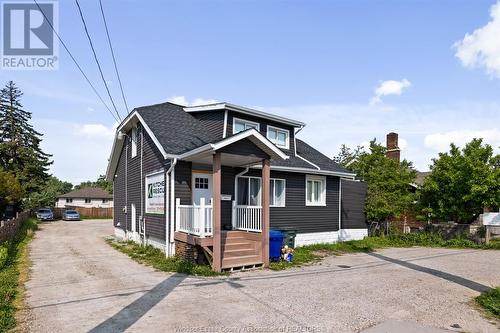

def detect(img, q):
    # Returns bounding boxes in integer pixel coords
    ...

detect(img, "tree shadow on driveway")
[88,273,186,333]
[367,252,490,292]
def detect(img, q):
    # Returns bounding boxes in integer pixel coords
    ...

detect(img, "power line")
[99,0,129,114]
[32,0,119,123]
[74,0,122,121]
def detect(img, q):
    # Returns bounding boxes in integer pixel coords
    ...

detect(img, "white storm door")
[192,173,213,205]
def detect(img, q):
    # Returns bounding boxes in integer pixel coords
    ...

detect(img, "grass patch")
[269,232,500,271]
[107,239,225,277]
[476,287,500,320]
[0,218,37,332]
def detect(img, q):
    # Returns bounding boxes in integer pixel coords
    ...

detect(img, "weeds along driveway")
[26,220,500,333]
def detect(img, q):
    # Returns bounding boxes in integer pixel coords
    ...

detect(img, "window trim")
[131,127,138,158]
[84,198,92,204]
[305,175,326,206]
[266,125,290,149]
[232,117,260,134]
[235,176,262,206]
[66,198,73,203]
[270,178,286,207]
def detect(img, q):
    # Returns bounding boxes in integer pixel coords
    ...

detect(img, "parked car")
[36,208,54,221]
[63,210,80,221]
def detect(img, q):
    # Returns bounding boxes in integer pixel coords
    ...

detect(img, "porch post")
[261,159,270,267]
[212,152,222,272]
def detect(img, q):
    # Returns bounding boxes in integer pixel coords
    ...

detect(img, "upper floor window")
[102,199,108,203]
[233,118,260,134]
[85,198,91,204]
[131,127,137,158]
[267,125,289,149]
[306,175,326,206]
[66,198,72,203]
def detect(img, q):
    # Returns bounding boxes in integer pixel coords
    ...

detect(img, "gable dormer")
[185,103,305,155]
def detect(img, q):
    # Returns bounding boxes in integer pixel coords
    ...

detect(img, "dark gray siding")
[112,124,167,241]
[341,179,367,229]
[226,112,296,154]
[113,144,126,231]
[191,110,225,141]
[244,169,340,233]
[174,160,192,205]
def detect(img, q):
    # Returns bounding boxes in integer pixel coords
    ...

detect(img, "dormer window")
[267,125,289,149]
[233,118,260,134]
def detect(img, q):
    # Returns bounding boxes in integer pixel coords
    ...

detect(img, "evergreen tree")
[0,81,52,204]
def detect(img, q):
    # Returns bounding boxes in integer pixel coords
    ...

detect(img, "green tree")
[346,140,416,222]
[0,81,52,202]
[418,139,500,223]
[74,174,113,194]
[0,169,22,216]
[25,176,73,210]
[333,144,364,168]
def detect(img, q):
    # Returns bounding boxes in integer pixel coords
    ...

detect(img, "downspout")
[125,142,128,239]
[140,128,145,246]
[169,158,178,255]
[165,158,177,256]
[338,179,342,242]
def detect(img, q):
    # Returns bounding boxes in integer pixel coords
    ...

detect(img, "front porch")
[173,154,271,272]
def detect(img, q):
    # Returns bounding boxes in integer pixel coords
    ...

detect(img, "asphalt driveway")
[25,220,500,333]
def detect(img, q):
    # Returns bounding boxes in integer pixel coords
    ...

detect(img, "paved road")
[26,220,500,333]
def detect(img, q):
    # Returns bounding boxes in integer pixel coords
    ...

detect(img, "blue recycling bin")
[269,230,284,261]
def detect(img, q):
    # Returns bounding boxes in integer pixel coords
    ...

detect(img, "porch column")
[261,159,270,267]
[212,152,222,272]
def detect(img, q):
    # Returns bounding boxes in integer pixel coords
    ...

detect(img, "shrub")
[476,287,500,319]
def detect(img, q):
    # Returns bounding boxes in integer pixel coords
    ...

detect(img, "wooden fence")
[0,211,30,244]
[54,207,113,219]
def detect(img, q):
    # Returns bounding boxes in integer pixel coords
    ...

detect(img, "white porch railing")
[175,198,213,237]
[232,201,262,232]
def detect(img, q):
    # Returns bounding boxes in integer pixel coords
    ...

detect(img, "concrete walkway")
[25,220,500,333]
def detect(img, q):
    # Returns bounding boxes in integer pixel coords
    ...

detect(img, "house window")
[194,177,209,189]
[267,126,289,149]
[306,175,326,206]
[131,127,137,158]
[66,198,73,203]
[102,199,108,203]
[233,118,260,134]
[237,177,261,206]
[270,178,286,207]
[85,198,91,204]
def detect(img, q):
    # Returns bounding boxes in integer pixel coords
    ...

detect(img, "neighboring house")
[106,102,367,271]
[56,187,113,208]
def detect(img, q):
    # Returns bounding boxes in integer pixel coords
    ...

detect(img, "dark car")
[63,210,80,221]
[36,208,54,221]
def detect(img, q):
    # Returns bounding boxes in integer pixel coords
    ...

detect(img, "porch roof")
[178,128,288,166]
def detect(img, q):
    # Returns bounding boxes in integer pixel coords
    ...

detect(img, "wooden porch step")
[222,241,257,250]
[221,254,263,269]
[222,248,259,257]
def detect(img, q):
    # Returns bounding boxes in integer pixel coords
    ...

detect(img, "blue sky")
[2,0,500,184]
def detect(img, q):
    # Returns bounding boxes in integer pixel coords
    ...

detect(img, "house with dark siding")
[106,102,367,271]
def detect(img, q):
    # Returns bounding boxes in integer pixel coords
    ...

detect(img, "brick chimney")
[386,132,400,162]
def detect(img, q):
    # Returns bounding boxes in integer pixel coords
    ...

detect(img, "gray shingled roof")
[136,103,212,155]
[135,102,352,174]
[59,187,113,199]
[295,139,351,173]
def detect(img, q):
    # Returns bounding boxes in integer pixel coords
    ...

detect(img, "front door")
[192,172,212,205]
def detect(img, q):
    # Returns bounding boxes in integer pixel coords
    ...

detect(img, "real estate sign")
[145,172,165,214]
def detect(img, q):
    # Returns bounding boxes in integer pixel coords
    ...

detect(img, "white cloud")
[399,138,408,150]
[87,107,95,112]
[424,129,500,152]
[370,79,411,104]
[76,123,117,139]
[454,1,500,77]
[424,128,500,152]
[168,96,218,106]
